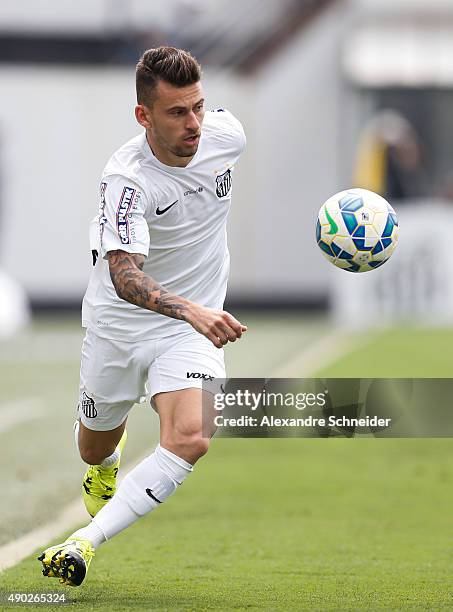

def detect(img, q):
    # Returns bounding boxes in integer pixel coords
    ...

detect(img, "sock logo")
[80,392,97,418]
[145,488,162,504]
[186,372,214,381]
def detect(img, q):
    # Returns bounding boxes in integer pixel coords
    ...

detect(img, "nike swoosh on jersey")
[156,200,178,215]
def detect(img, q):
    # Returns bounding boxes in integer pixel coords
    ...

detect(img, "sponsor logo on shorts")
[80,392,97,418]
[187,372,214,381]
[215,168,232,199]
[116,186,136,244]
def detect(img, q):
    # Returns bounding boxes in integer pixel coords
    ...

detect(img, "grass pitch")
[2,319,453,610]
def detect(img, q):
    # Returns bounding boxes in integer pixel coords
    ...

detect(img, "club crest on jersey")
[80,392,97,418]
[116,186,136,244]
[215,168,232,199]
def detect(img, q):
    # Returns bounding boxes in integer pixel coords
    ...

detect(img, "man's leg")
[36,420,129,587]
[76,419,129,518]
[76,419,126,466]
[76,329,145,517]
[79,388,210,540]
[38,387,213,586]
[156,387,212,464]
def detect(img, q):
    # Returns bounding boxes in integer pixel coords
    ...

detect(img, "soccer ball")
[316,188,398,272]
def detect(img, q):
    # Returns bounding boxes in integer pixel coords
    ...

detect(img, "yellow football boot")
[38,537,94,587]
[82,429,127,517]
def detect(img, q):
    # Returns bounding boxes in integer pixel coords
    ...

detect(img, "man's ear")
[135,105,152,129]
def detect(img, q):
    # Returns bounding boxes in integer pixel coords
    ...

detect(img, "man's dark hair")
[136,46,201,106]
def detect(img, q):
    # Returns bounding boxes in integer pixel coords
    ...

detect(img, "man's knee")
[171,437,210,462]
[77,421,124,465]
[162,420,210,463]
[188,436,210,460]
[79,444,114,466]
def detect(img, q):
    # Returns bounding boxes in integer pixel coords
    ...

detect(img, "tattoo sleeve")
[107,250,190,321]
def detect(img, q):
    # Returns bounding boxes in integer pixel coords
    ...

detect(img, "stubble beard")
[172,141,199,158]
[149,127,200,161]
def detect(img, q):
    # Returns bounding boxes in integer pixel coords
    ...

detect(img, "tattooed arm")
[108,250,247,348]
[108,249,190,321]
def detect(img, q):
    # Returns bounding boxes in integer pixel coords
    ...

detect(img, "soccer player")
[38,46,247,586]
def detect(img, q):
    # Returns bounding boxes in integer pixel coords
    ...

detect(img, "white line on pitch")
[0,454,148,573]
[271,328,374,378]
[0,499,86,573]
[0,399,44,434]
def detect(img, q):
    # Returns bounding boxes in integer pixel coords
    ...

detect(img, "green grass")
[3,320,453,610]
[316,326,453,377]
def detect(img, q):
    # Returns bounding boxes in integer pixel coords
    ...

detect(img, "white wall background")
[0,0,194,33]
[0,2,351,302]
[0,66,139,298]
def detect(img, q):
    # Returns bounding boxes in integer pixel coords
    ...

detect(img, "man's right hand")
[185,304,247,348]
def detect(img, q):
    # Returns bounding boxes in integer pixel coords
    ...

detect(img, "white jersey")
[82,109,246,342]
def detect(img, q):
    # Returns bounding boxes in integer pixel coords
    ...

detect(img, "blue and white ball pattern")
[316,188,398,273]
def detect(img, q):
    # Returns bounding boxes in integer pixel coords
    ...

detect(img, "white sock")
[100,448,120,468]
[73,419,120,467]
[90,444,193,541]
[71,521,106,549]
[73,420,80,452]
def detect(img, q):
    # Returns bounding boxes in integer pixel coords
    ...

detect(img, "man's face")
[138,80,205,162]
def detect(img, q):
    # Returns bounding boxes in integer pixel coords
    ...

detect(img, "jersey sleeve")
[211,108,246,157]
[225,109,246,155]
[98,175,150,259]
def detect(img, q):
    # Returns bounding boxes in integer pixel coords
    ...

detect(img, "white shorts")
[78,327,225,431]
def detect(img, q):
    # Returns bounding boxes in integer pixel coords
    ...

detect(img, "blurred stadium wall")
[1,0,453,319]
